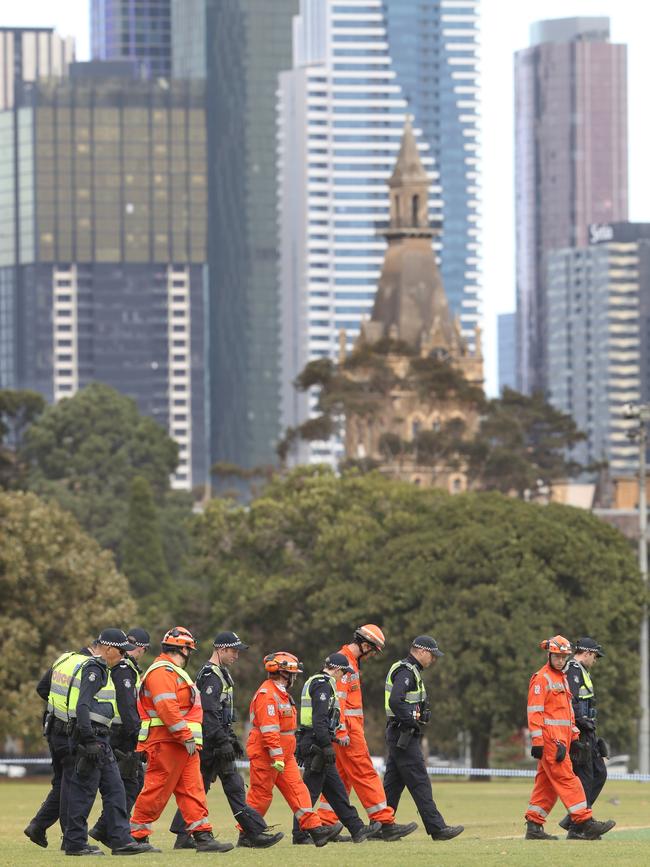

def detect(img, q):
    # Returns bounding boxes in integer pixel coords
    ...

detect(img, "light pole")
[624,403,650,774]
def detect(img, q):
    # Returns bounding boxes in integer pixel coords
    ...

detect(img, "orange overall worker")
[130,627,233,853]
[246,652,341,847]
[525,635,616,841]
[318,625,417,841]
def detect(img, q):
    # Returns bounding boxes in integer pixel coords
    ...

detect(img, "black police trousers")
[293,745,365,842]
[383,725,446,834]
[63,738,133,854]
[573,735,607,807]
[30,731,71,833]
[92,753,144,839]
[170,760,267,836]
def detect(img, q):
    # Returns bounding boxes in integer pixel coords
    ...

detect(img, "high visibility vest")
[138,659,203,745]
[385,659,426,718]
[112,656,141,727]
[575,661,594,700]
[299,673,340,730]
[47,652,116,726]
[199,663,234,726]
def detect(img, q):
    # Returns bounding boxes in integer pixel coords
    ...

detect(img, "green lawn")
[4,776,650,866]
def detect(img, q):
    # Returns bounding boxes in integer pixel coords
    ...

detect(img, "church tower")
[343,117,484,490]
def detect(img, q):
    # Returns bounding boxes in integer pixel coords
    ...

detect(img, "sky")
[2,0,649,395]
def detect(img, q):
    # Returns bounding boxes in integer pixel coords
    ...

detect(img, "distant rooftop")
[530,17,610,47]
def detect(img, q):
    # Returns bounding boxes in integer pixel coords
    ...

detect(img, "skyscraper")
[547,223,650,474]
[0,26,74,110]
[171,0,299,471]
[278,0,480,464]
[515,17,628,394]
[91,0,172,78]
[497,312,516,393]
[0,62,207,489]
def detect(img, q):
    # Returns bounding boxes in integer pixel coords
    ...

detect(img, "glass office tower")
[91,0,172,78]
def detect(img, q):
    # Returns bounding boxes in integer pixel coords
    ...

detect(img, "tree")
[0,491,136,746]
[121,476,176,631]
[183,468,642,763]
[0,389,45,489]
[467,388,590,496]
[20,383,179,556]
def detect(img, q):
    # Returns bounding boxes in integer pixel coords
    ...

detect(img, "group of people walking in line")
[22,621,616,854]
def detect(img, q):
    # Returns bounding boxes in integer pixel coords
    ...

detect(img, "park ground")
[2,776,650,866]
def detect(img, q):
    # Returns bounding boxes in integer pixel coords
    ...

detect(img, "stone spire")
[362,116,462,354]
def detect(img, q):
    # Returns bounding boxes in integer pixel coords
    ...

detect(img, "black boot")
[381,821,418,842]
[308,822,344,848]
[525,821,557,840]
[65,848,105,856]
[558,814,571,831]
[291,833,314,845]
[112,841,160,855]
[23,822,48,849]
[430,825,464,841]
[237,829,284,848]
[573,818,616,840]
[88,826,110,848]
[192,831,235,853]
[173,832,197,849]
[351,822,382,843]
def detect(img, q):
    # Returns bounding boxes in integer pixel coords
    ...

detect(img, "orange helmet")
[540,635,573,655]
[354,624,385,652]
[162,626,197,650]
[264,651,304,674]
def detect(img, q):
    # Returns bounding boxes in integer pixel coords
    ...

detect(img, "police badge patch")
[319,693,326,700]
[124,679,131,689]
[206,686,213,694]
[89,672,96,681]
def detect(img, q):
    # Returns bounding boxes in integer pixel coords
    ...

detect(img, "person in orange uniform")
[130,627,233,853]
[525,635,616,841]
[318,625,417,841]
[246,651,342,847]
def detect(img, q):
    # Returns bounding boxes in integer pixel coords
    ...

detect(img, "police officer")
[24,641,96,849]
[170,630,283,850]
[293,653,380,845]
[559,637,609,836]
[383,636,464,842]
[89,629,151,847]
[61,628,156,856]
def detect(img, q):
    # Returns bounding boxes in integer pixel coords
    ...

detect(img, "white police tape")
[3,757,650,782]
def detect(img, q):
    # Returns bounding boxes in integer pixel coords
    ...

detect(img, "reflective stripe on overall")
[138,659,203,744]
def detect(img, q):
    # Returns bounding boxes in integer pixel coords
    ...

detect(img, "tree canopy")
[20,383,179,554]
[0,491,136,745]
[183,467,642,764]
[0,389,45,489]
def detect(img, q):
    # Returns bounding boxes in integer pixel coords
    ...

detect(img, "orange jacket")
[247,677,297,762]
[334,644,364,737]
[137,653,202,747]
[527,661,580,749]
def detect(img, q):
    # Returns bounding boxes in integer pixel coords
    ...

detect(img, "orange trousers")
[525,752,592,825]
[246,752,320,830]
[131,741,211,838]
[318,718,395,825]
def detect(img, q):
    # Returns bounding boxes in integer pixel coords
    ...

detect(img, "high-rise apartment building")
[278,0,480,464]
[91,0,172,78]
[515,17,628,394]
[171,0,299,471]
[0,62,207,489]
[547,223,650,475]
[0,26,74,110]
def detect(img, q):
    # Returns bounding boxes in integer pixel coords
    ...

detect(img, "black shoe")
[558,815,572,831]
[351,822,382,844]
[574,818,615,840]
[308,822,344,848]
[192,831,235,853]
[566,824,596,840]
[174,832,197,849]
[291,834,314,845]
[88,826,110,848]
[237,829,284,849]
[381,821,418,842]
[112,841,160,855]
[430,825,464,841]
[525,821,557,840]
[65,848,105,856]
[23,822,48,849]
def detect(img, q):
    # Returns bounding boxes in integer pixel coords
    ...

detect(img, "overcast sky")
[2,1,649,394]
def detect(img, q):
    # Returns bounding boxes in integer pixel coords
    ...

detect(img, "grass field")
[3,777,650,866]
